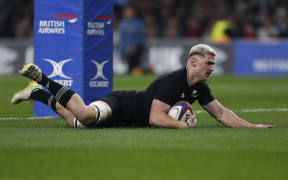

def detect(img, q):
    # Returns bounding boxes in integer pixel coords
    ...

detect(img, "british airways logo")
[37,14,78,35]
[53,14,78,23]
[97,16,112,24]
[87,16,112,36]
[89,60,109,88]
[43,58,73,86]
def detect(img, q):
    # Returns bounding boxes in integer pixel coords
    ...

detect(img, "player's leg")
[19,63,105,126]
[11,81,76,127]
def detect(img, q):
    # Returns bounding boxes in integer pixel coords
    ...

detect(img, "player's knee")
[76,101,111,126]
[76,108,95,125]
[89,101,112,124]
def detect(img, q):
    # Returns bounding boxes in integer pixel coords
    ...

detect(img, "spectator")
[257,14,279,41]
[184,16,203,38]
[118,4,146,75]
[163,16,180,39]
[210,16,233,43]
[0,1,16,37]
[242,22,257,40]
[1,0,288,41]
[143,13,160,38]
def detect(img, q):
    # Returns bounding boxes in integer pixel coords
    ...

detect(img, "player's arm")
[202,100,276,128]
[149,99,193,129]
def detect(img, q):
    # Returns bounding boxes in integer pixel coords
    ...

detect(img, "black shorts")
[98,91,137,127]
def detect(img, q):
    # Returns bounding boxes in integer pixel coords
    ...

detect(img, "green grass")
[1,75,288,180]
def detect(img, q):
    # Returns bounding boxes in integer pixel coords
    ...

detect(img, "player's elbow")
[149,114,156,126]
[149,112,161,127]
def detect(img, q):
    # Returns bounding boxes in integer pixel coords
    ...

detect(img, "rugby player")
[11,44,276,129]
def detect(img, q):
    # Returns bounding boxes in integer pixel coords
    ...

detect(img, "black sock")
[30,88,57,112]
[39,73,75,107]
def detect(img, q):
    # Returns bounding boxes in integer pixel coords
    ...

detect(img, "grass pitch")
[1,75,288,180]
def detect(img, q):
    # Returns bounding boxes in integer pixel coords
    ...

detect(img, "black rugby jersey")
[105,67,215,127]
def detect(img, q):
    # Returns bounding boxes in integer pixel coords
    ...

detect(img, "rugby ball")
[168,101,193,122]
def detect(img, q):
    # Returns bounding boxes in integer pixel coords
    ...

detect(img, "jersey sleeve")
[197,82,215,106]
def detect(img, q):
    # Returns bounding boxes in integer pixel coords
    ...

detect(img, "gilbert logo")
[43,58,73,86]
[89,60,109,88]
[91,60,108,80]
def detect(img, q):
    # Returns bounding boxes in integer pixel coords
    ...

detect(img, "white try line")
[195,108,288,114]
[0,108,288,120]
[0,116,56,121]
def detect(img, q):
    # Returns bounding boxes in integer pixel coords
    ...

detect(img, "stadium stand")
[1,0,288,40]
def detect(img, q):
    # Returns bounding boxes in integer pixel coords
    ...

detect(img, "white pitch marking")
[194,108,288,114]
[0,108,288,120]
[0,116,56,121]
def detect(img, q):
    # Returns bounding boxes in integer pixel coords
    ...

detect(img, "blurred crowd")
[0,0,33,38]
[1,0,288,42]
[114,0,288,42]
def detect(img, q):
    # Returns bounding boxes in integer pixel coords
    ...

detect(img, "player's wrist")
[178,121,188,129]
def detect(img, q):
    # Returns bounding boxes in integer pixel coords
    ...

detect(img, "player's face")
[197,54,215,81]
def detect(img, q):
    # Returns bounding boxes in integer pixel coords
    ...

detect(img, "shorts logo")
[89,60,109,88]
[91,60,108,80]
[43,58,72,79]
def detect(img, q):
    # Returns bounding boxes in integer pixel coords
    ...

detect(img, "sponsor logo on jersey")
[43,58,73,86]
[89,60,109,88]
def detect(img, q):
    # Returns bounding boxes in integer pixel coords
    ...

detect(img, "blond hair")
[189,44,216,57]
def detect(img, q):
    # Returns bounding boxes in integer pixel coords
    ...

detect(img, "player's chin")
[203,75,209,81]
[205,73,212,80]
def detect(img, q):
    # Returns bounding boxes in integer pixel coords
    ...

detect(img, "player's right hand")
[186,114,197,128]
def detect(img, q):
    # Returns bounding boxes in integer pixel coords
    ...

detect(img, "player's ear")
[190,57,197,67]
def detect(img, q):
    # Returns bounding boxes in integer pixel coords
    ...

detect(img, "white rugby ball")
[168,101,193,122]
